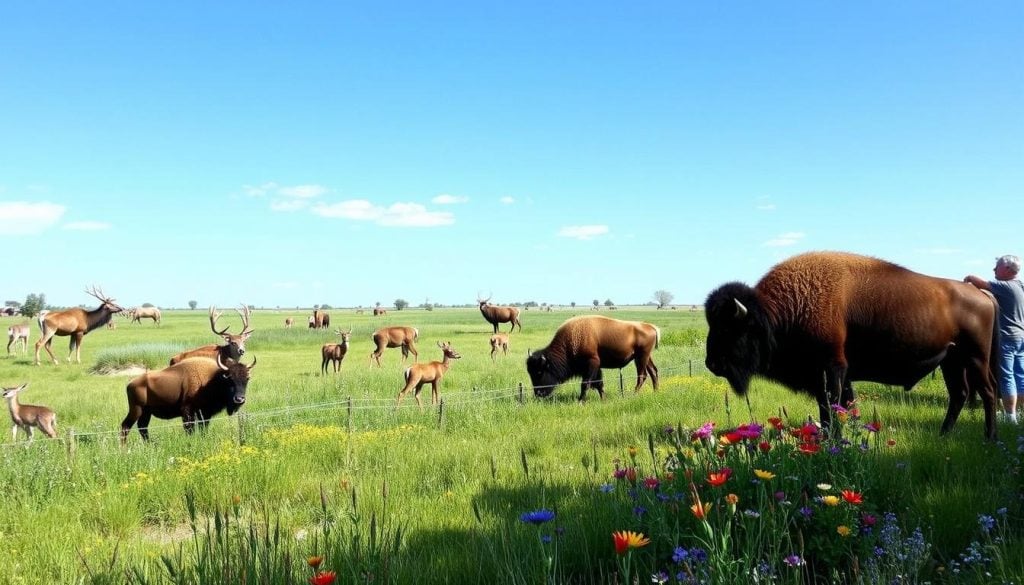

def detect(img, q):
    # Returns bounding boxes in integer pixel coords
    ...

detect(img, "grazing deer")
[477,295,522,334]
[489,333,509,361]
[321,327,353,375]
[7,324,30,355]
[2,383,57,442]
[34,286,124,365]
[169,305,254,365]
[396,341,461,409]
[284,317,294,328]
[130,306,161,325]
[369,326,419,367]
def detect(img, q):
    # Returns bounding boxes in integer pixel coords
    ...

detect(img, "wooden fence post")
[619,370,624,395]
[518,382,524,405]
[689,359,693,376]
[66,428,76,462]
[346,396,353,433]
[437,398,445,429]
[237,413,247,446]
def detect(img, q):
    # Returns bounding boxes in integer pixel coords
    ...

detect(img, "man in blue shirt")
[966,255,1024,424]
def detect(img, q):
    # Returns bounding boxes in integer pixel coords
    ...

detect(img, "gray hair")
[996,255,1021,273]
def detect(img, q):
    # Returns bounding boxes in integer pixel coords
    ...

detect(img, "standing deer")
[396,341,461,409]
[477,296,522,334]
[169,305,254,365]
[489,333,510,361]
[130,306,161,325]
[321,327,353,375]
[369,326,419,367]
[284,317,294,328]
[7,324,30,355]
[34,286,124,365]
[2,383,57,442]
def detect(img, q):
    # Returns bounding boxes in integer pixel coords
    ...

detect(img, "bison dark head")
[704,282,774,396]
[217,354,255,414]
[526,351,561,398]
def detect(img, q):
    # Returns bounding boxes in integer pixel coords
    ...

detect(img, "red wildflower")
[625,467,637,482]
[864,421,882,433]
[841,490,863,505]
[309,571,337,585]
[707,468,732,487]
[643,476,660,490]
[758,441,772,453]
[767,416,784,430]
[797,442,820,454]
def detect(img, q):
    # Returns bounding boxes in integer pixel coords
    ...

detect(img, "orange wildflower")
[612,530,650,555]
[690,502,712,520]
[309,571,337,585]
[307,556,324,569]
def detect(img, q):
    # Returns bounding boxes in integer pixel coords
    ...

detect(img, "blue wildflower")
[519,509,555,525]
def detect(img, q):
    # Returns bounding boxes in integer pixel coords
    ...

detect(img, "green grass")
[0,307,1020,583]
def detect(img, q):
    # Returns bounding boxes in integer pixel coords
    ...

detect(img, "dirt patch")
[94,365,148,377]
[139,522,194,545]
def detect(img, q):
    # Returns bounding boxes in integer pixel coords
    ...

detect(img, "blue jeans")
[997,336,1024,399]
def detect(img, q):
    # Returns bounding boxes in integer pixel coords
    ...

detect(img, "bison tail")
[654,325,661,349]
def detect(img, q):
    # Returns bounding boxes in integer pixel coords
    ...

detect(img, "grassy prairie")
[0,306,1020,583]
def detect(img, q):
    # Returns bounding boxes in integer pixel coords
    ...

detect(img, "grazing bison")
[527,315,660,400]
[121,355,255,442]
[478,297,522,334]
[704,251,1000,439]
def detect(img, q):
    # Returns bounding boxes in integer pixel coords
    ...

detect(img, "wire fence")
[0,360,715,451]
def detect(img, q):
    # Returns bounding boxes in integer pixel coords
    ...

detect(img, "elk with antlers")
[477,296,522,334]
[369,326,419,367]
[489,333,509,361]
[396,341,461,409]
[321,327,353,375]
[169,305,254,365]
[7,324,30,355]
[34,286,124,365]
[2,383,57,442]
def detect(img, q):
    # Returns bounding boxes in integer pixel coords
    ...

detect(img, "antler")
[209,306,230,336]
[237,304,254,337]
[85,285,115,304]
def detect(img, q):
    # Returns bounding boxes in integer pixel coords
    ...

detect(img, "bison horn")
[734,299,748,319]
[217,353,229,371]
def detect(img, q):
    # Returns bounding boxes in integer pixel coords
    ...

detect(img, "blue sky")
[1,2,1021,309]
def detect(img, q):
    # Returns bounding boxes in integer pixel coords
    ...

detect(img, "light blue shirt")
[988,278,1024,339]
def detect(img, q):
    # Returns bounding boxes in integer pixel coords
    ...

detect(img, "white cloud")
[558,225,609,240]
[243,182,278,197]
[279,184,327,199]
[432,194,468,205]
[312,200,454,227]
[0,201,66,234]
[499,196,515,205]
[63,220,111,231]
[763,232,805,247]
[270,199,309,212]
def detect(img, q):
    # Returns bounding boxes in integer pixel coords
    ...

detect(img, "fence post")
[619,370,624,395]
[437,398,445,429]
[237,413,247,446]
[346,396,353,433]
[518,382,524,405]
[689,359,693,376]
[66,428,76,462]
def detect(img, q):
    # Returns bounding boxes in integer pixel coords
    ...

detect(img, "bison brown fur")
[704,251,1000,439]
[527,315,659,400]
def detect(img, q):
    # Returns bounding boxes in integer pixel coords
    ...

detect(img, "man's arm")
[964,275,991,290]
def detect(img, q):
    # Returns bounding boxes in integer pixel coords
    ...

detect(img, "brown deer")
[311,309,330,329]
[2,383,57,442]
[169,305,254,365]
[284,317,294,328]
[34,286,124,365]
[373,307,387,316]
[396,341,461,409]
[489,333,510,361]
[369,326,419,367]
[321,327,353,375]
[130,306,161,325]
[7,324,30,355]
[477,295,522,334]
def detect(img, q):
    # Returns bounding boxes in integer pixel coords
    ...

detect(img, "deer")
[321,327,353,375]
[7,324,30,355]
[34,286,124,365]
[396,341,461,409]
[477,295,522,334]
[2,383,57,442]
[169,305,254,365]
[369,326,419,367]
[284,317,294,328]
[130,306,161,325]
[489,332,510,361]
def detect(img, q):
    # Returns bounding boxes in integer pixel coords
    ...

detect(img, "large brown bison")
[478,297,522,334]
[527,315,659,400]
[121,355,255,442]
[704,251,1000,439]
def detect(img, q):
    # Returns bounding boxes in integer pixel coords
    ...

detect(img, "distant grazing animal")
[704,251,1000,439]
[373,307,387,316]
[7,324,30,355]
[121,354,255,442]
[370,326,419,367]
[478,296,521,334]
[321,327,353,374]
[312,310,330,330]
[34,286,124,365]
[169,305,254,365]
[131,306,161,325]
[489,333,509,361]
[527,315,660,400]
[284,317,294,328]
[2,383,57,442]
[397,341,461,409]
[308,315,316,328]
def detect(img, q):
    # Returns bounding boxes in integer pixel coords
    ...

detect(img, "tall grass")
[0,308,1019,583]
